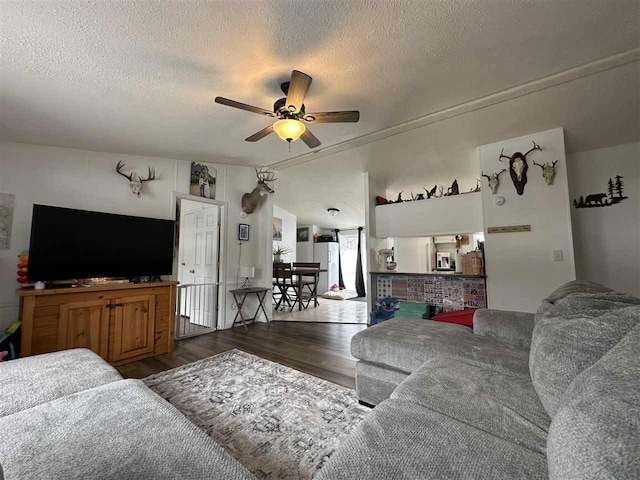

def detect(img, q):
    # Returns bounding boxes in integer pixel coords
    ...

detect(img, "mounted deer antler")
[242,167,277,215]
[481,169,507,195]
[525,141,542,157]
[115,160,158,197]
[139,166,156,184]
[532,159,559,185]
[497,140,542,195]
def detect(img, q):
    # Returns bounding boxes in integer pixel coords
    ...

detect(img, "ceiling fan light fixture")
[273,118,306,143]
[328,208,340,217]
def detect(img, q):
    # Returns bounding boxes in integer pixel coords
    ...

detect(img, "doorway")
[174,195,226,338]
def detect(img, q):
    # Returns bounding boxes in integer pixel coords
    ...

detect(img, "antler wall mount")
[532,159,559,185]
[215,70,360,149]
[115,160,157,197]
[481,169,507,195]
[498,141,541,195]
[241,167,277,216]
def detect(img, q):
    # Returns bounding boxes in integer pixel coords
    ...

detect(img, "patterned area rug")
[143,349,369,479]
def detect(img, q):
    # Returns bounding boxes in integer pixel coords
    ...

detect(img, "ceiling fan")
[215,70,360,149]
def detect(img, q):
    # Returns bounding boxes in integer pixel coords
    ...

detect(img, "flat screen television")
[28,205,175,281]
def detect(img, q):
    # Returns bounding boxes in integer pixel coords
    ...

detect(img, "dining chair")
[292,262,321,308]
[273,262,294,311]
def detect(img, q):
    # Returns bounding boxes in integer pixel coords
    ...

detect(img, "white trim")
[272,49,640,171]
[172,191,228,331]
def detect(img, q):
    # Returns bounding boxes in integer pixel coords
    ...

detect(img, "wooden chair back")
[273,262,293,280]
[292,262,320,270]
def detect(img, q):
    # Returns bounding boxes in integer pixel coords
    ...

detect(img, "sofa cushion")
[545,280,613,304]
[535,281,614,325]
[392,358,550,454]
[530,294,640,417]
[351,317,530,377]
[0,379,255,480]
[0,348,122,417]
[355,361,410,406]
[315,399,548,480]
[547,322,640,479]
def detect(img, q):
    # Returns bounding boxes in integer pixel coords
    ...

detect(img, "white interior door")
[179,205,220,326]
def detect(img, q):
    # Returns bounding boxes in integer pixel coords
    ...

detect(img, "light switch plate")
[553,250,564,261]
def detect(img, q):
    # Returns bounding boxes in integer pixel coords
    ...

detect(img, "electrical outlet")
[553,250,564,262]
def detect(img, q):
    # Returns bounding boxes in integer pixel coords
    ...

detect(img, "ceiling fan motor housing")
[274,97,305,118]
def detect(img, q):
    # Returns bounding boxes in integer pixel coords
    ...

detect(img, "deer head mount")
[482,169,507,195]
[115,160,156,197]
[499,141,541,195]
[533,159,559,185]
[241,167,276,215]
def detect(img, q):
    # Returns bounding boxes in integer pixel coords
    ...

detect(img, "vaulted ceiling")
[1,0,638,167]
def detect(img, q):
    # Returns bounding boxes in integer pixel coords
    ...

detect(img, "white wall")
[567,142,640,296]
[479,128,576,312]
[0,141,272,330]
[273,205,296,263]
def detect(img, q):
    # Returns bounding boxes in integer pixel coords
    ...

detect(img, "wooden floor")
[116,321,367,389]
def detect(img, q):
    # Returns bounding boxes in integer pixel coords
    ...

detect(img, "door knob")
[189,269,195,274]
[181,262,186,266]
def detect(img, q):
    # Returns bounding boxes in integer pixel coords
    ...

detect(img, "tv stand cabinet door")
[57,300,110,360]
[111,294,156,363]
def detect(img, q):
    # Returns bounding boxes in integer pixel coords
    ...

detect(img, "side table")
[229,287,270,330]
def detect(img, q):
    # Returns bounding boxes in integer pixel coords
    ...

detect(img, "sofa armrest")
[473,309,535,350]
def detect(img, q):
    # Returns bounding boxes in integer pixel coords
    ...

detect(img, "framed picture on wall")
[238,223,250,241]
[297,227,309,242]
[190,162,217,199]
[272,217,283,241]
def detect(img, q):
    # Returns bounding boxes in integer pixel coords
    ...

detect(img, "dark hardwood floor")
[116,321,367,389]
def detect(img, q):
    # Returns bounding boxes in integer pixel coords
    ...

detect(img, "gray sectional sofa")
[317,281,640,479]
[0,349,255,480]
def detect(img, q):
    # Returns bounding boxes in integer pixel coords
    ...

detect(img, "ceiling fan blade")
[304,111,360,123]
[245,124,274,142]
[215,97,274,117]
[285,70,312,113]
[300,128,321,149]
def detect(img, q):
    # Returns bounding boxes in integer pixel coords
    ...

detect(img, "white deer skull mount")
[481,169,507,195]
[115,160,157,197]
[533,160,559,185]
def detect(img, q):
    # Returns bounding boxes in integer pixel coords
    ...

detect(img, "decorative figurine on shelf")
[376,196,389,205]
[424,185,438,199]
[396,191,404,203]
[482,169,507,195]
[532,159,559,185]
[415,193,425,200]
[445,179,459,196]
[370,297,401,326]
[469,179,481,193]
[498,140,541,195]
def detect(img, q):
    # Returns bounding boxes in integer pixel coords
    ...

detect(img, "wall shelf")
[375,192,484,238]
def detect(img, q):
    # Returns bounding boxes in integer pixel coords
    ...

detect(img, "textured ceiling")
[1,0,639,165]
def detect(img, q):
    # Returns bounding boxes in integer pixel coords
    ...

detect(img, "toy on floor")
[369,297,400,326]
[330,283,339,292]
[0,320,21,361]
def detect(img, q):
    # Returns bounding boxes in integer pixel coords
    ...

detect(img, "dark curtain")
[355,227,366,297]
[334,229,346,290]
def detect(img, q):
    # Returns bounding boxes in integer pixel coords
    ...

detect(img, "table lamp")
[238,265,255,289]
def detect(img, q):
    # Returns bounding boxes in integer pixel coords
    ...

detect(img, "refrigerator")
[313,242,340,294]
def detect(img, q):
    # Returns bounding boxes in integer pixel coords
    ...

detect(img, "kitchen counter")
[371,271,486,278]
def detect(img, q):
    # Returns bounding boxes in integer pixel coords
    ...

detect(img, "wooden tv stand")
[19,281,177,366]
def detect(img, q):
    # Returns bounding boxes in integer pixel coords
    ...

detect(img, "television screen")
[28,205,175,281]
